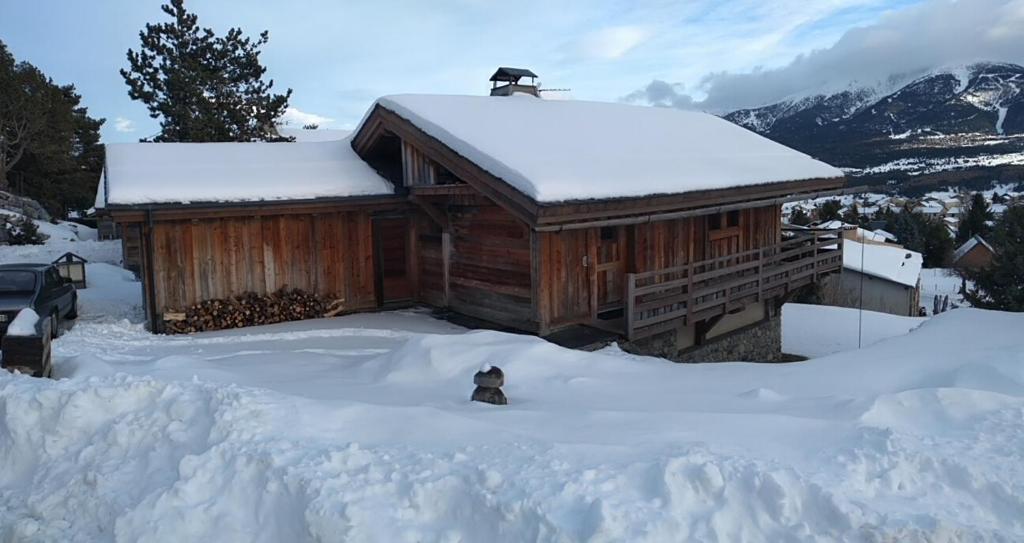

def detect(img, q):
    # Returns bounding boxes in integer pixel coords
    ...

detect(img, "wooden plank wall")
[536,204,782,332]
[447,203,535,331]
[402,141,436,186]
[632,205,780,272]
[121,224,143,274]
[413,213,446,307]
[148,211,376,322]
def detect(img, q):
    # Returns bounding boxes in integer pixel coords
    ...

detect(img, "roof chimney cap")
[489,67,538,84]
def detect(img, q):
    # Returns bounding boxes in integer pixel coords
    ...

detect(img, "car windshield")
[0,271,37,293]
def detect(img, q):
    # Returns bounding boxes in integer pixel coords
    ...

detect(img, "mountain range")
[723,62,1024,188]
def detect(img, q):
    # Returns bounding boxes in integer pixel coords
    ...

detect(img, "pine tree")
[886,209,953,267]
[817,199,842,222]
[841,203,862,226]
[121,0,292,142]
[956,192,993,244]
[0,39,104,213]
[0,41,71,191]
[963,205,1024,311]
[788,207,811,226]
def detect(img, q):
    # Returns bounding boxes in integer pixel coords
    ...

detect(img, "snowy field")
[782,303,925,358]
[1,256,1023,540]
[921,268,971,315]
[0,211,122,265]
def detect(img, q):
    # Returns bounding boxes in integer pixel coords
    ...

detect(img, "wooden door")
[373,216,412,305]
[542,229,592,327]
[595,226,625,311]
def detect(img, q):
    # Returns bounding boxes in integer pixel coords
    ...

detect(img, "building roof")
[843,239,922,288]
[95,137,393,207]
[953,235,995,263]
[489,67,538,82]
[277,127,351,142]
[370,94,844,203]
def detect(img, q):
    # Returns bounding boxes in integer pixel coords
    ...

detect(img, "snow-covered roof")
[369,94,844,203]
[277,128,351,142]
[872,229,897,242]
[96,138,393,207]
[843,239,922,288]
[953,235,995,262]
[817,221,892,244]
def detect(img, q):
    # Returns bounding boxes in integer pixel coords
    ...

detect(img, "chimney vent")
[489,67,539,97]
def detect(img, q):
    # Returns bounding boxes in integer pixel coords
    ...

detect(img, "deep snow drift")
[1,265,1022,541]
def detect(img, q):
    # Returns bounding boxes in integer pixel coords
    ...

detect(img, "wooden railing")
[624,230,842,341]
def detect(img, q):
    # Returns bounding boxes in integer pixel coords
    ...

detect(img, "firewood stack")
[163,288,345,334]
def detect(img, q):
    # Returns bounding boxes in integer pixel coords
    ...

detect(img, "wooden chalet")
[97,70,846,361]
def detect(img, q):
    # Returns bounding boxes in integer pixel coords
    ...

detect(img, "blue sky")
[4,0,1020,142]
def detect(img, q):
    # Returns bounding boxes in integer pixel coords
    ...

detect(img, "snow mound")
[1,264,1023,541]
[6,308,39,336]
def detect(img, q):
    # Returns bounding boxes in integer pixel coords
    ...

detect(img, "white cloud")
[575,25,652,60]
[279,107,334,127]
[113,117,135,133]
[625,0,1024,112]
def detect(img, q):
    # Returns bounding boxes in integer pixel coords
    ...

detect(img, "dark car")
[0,263,78,339]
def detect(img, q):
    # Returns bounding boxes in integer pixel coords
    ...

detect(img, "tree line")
[0,40,103,217]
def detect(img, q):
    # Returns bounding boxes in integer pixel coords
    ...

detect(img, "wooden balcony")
[625,229,842,341]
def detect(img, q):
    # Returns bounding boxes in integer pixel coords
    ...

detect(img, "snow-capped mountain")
[724,62,1024,182]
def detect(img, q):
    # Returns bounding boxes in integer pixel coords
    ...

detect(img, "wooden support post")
[686,260,695,325]
[625,272,636,341]
[442,231,452,306]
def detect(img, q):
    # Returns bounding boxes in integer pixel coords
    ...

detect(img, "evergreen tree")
[817,199,842,222]
[841,203,862,226]
[0,39,104,214]
[0,41,71,191]
[886,209,953,267]
[956,192,993,244]
[788,207,811,226]
[963,205,1024,311]
[121,0,292,142]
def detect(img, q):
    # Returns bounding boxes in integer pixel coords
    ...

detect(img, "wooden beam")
[442,231,452,306]
[533,188,848,233]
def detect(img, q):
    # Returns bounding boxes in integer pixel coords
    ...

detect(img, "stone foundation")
[622,315,782,363]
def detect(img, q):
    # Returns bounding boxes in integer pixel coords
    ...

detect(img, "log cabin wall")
[145,211,377,330]
[447,203,535,331]
[412,212,446,307]
[535,203,783,334]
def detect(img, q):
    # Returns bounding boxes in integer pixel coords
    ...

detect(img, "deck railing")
[624,229,842,341]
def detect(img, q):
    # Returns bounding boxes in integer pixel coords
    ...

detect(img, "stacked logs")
[163,288,346,334]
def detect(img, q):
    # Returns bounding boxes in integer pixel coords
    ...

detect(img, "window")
[0,271,36,293]
[600,226,616,241]
[708,213,722,230]
[726,210,740,228]
[709,211,740,231]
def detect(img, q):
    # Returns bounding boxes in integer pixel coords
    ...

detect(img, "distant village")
[782,182,1024,317]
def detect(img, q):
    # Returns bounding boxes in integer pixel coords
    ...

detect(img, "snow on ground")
[1,208,98,242]
[782,303,925,358]
[2,262,1023,541]
[921,268,971,315]
[0,222,121,266]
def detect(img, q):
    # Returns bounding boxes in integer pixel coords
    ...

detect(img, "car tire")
[66,296,78,320]
[50,310,60,339]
